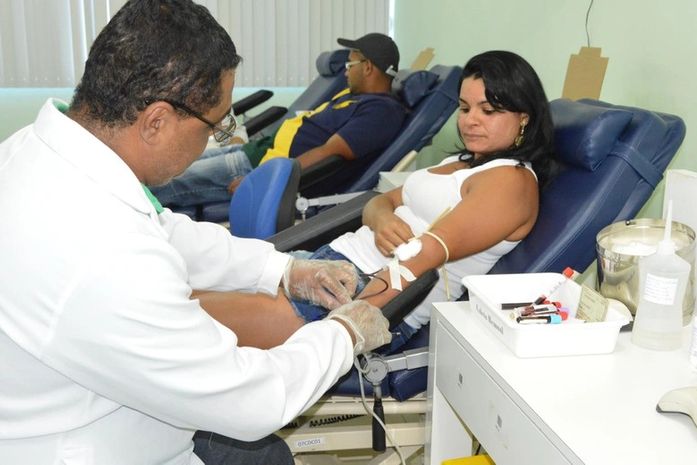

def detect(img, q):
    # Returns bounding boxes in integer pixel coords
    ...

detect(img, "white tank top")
[330,156,537,329]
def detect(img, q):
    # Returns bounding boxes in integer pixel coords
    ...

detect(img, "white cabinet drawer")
[435,321,572,465]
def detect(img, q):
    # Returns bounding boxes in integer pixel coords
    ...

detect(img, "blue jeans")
[290,245,418,354]
[193,431,292,465]
[150,145,252,207]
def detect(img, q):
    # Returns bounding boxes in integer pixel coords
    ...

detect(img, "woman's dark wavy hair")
[456,50,556,187]
[71,0,242,127]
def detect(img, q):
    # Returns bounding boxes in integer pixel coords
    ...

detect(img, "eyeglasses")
[157,98,237,144]
[345,59,367,70]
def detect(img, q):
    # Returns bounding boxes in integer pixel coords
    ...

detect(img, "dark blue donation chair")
[263,98,687,459]
[228,158,301,239]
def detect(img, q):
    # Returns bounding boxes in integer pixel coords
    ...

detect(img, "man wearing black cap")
[150,32,407,207]
[338,32,400,81]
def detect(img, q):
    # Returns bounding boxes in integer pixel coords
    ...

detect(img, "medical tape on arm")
[387,257,417,292]
[386,231,450,296]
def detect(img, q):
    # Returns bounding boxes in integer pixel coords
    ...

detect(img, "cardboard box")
[462,273,630,358]
[561,46,608,100]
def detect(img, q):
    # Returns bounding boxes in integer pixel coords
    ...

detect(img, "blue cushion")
[392,69,439,109]
[316,49,350,76]
[551,98,633,170]
[228,158,296,239]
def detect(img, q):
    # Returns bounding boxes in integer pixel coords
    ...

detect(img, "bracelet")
[421,230,451,300]
[422,230,449,264]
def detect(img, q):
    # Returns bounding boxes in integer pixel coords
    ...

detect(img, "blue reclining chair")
[227,158,301,238]
[225,64,461,235]
[247,98,686,461]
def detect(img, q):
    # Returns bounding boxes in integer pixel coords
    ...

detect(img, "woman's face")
[457,76,528,159]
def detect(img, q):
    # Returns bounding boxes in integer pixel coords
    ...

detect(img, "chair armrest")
[298,155,349,194]
[232,89,274,116]
[268,190,380,252]
[381,269,439,329]
[245,106,287,137]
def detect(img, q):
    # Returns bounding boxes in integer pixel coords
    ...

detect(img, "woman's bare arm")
[358,164,539,308]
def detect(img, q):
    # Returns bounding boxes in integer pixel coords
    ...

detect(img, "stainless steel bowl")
[596,218,695,324]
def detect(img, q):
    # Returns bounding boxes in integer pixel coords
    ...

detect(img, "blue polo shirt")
[291,91,407,194]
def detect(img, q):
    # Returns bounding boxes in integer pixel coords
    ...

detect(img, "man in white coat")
[0,1,391,464]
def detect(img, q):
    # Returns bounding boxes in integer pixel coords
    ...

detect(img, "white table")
[426,301,697,465]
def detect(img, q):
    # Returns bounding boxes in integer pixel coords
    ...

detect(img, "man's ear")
[139,102,173,145]
[363,59,375,76]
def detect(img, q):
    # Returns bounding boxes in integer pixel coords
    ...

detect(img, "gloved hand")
[283,258,359,310]
[326,300,392,355]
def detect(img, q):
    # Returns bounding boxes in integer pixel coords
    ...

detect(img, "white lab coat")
[0,100,354,465]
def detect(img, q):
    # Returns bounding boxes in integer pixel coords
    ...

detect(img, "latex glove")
[326,300,392,355]
[283,258,359,310]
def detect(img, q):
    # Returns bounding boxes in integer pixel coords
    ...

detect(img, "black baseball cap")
[337,33,399,78]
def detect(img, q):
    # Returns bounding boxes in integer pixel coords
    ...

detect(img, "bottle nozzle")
[657,199,675,255]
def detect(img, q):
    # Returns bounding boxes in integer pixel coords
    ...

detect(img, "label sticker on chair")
[294,437,326,449]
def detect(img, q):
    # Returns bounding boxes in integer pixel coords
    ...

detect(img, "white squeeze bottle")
[631,201,691,350]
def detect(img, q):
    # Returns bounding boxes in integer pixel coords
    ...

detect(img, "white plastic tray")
[462,273,631,358]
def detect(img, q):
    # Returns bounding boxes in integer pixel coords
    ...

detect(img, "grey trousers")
[193,431,293,465]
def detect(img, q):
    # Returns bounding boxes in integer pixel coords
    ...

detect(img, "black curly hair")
[70,0,242,127]
[456,50,556,187]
